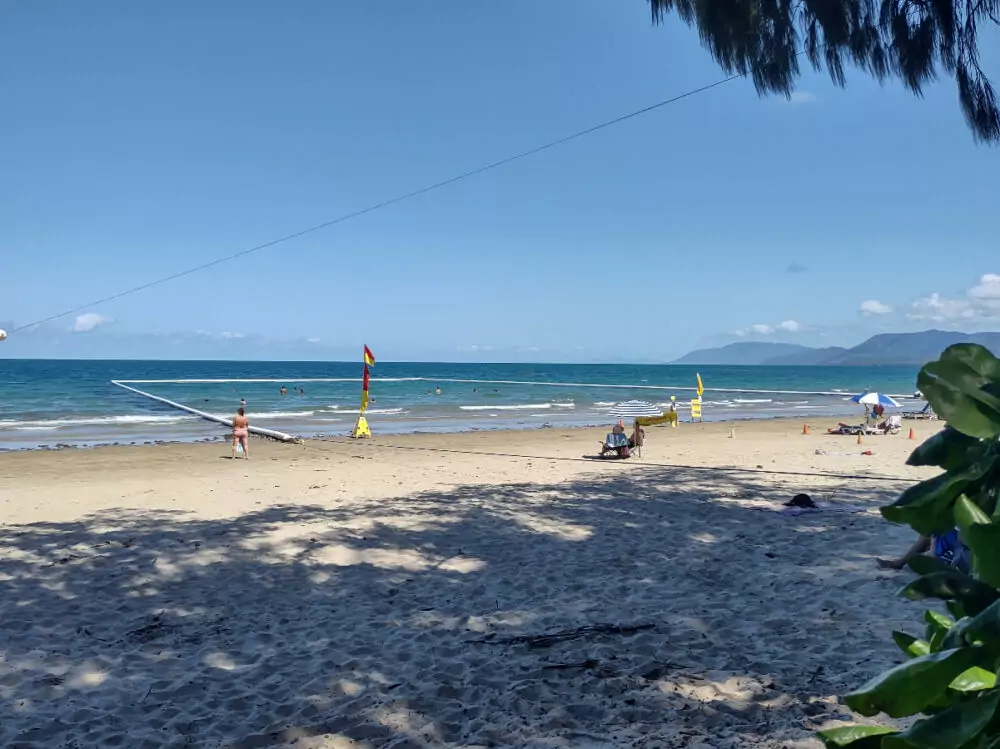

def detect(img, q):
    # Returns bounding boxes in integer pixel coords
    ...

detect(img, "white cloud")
[72,313,113,333]
[909,293,975,321]
[219,331,246,339]
[788,91,817,104]
[860,300,893,316]
[749,324,774,335]
[777,320,801,332]
[968,274,1000,301]
[306,337,321,344]
[908,275,1000,322]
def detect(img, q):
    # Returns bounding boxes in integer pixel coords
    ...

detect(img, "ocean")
[0,359,922,451]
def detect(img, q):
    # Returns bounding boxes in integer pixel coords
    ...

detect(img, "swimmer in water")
[435,387,442,396]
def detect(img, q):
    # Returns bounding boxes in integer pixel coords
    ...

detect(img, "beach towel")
[604,433,629,449]
[778,503,866,517]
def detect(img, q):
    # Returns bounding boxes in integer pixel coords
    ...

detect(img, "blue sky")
[2,1,998,362]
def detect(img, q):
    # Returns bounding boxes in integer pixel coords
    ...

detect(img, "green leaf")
[909,554,957,576]
[946,600,968,621]
[955,495,993,527]
[926,610,956,630]
[899,571,1000,617]
[954,495,1000,589]
[918,345,1000,439]
[965,524,1000,590]
[949,666,997,691]
[881,689,1000,748]
[882,455,996,535]
[893,630,932,657]
[907,427,987,471]
[845,647,979,718]
[956,600,1000,652]
[818,724,898,748]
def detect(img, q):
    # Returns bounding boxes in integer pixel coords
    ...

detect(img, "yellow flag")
[360,389,369,414]
[696,373,704,398]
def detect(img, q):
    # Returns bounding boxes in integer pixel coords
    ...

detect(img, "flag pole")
[351,345,374,439]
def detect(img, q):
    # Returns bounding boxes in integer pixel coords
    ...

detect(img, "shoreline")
[0,411,910,454]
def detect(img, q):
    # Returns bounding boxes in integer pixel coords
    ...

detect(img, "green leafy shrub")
[819,344,1000,748]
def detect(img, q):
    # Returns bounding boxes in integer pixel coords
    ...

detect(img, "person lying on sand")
[877,528,970,573]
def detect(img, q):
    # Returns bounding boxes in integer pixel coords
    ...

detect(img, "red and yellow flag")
[359,346,375,414]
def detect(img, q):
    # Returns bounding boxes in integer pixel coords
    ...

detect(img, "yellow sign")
[351,415,372,439]
[690,399,703,422]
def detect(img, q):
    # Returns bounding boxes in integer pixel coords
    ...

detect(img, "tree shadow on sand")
[0,466,920,748]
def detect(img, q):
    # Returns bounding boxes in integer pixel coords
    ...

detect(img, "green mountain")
[674,330,1000,366]
[673,342,817,365]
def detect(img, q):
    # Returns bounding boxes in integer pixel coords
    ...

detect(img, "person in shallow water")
[232,407,249,460]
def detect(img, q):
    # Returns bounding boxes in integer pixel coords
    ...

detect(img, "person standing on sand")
[232,407,250,459]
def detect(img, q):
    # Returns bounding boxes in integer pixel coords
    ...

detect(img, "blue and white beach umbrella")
[607,400,663,419]
[850,392,902,408]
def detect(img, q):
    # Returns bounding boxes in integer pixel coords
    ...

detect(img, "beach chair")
[598,432,631,459]
[903,403,937,420]
[827,422,863,436]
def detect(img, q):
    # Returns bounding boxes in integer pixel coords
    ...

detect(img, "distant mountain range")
[674,330,1000,366]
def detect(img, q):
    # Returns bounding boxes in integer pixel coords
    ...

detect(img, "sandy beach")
[0,418,942,748]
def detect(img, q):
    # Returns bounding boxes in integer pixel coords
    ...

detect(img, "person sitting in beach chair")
[877,528,971,574]
[877,414,902,435]
[599,430,631,458]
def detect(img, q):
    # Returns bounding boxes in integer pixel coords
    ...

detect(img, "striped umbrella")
[850,392,902,408]
[607,400,663,419]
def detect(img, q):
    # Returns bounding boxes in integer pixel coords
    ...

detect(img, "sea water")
[0,359,921,450]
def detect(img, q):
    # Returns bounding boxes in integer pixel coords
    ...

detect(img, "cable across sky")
[10,69,751,335]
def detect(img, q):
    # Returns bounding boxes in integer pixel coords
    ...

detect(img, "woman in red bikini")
[232,407,249,459]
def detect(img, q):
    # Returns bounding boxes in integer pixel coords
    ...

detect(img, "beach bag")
[619,445,630,459]
[934,529,971,574]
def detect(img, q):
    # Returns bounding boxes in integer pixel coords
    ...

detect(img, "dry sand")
[0,419,942,748]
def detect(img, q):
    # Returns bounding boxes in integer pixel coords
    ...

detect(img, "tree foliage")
[648,0,1000,143]
[817,344,1000,748]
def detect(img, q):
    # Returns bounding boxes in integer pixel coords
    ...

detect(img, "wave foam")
[0,414,194,429]
[461,403,553,411]
[249,410,316,420]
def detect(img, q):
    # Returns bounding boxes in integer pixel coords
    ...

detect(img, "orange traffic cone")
[802,423,809,435]
[908,428,916,440]
[857,432,863,445]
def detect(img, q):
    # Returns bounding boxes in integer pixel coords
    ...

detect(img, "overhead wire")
[9,69,749,334]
